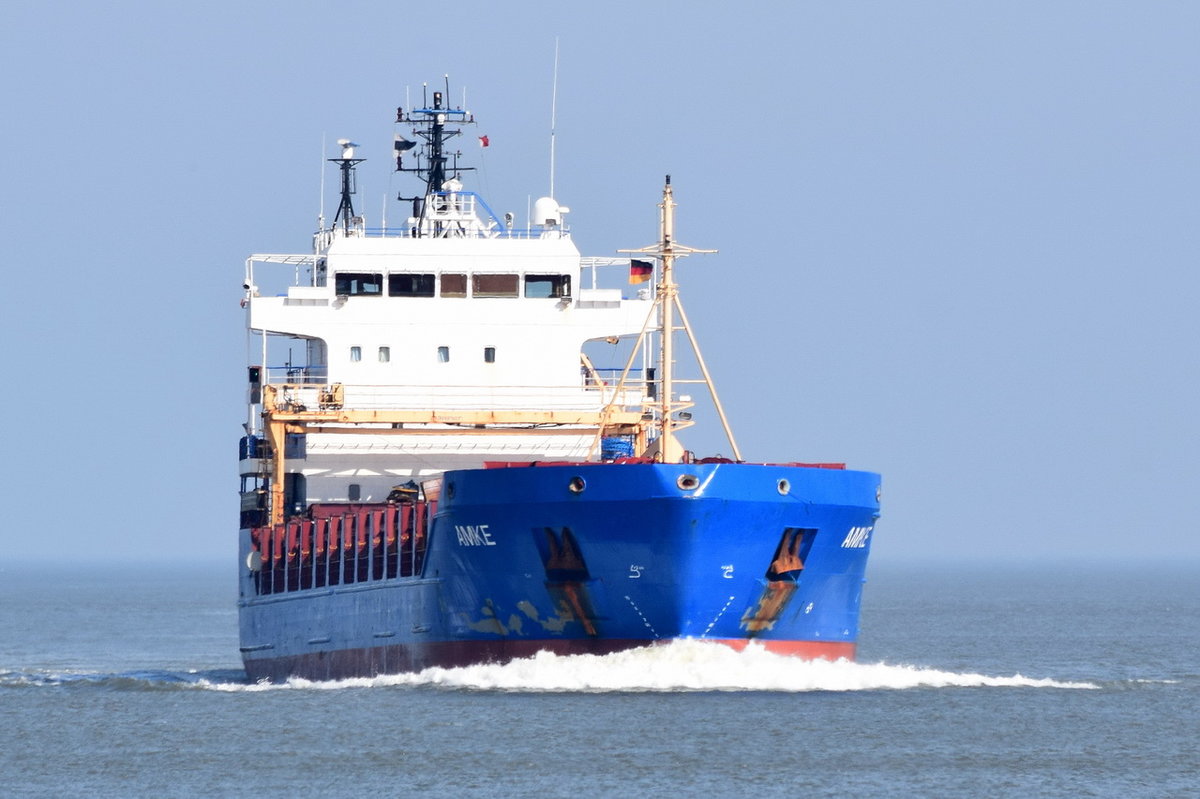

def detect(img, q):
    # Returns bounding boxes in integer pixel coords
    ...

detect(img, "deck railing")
[262,377,647,413]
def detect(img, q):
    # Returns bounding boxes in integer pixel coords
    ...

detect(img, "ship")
[237,82,881,681]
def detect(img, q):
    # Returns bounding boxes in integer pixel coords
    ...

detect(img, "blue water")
[1,560,1196,797]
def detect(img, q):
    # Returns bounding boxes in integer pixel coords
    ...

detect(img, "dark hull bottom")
[242,638,857,683]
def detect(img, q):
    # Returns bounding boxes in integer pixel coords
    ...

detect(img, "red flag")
[479,135,490,147]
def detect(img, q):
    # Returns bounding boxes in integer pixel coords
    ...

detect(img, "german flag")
[629,259,653,284]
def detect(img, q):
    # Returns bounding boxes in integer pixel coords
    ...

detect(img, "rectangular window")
[334,273,383,296]
[388,273,435,297]
[440,273,467,298]
[378,346,390,363]
[524,274,571,299]
[472,273,519,297]
[348,483,361,502]
[437,346,450,363]
[350,346,362,362]
[483,347,496,363]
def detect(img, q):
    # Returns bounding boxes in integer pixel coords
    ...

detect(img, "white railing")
[264,366,328,385]
[268,381,646,414]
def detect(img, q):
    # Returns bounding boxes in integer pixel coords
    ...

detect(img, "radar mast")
[394,80,477,230]
[329,139,363,235]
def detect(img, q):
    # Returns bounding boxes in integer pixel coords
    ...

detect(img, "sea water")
[0,560,1195,798]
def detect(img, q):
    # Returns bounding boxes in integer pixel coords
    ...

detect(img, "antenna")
[318,133,326,230]
[549,37,559,198]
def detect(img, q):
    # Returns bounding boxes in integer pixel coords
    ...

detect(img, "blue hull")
[238,462,880,681]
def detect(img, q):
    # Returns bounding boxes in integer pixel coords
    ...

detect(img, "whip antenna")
[318,133,326,229]
[549,38,559,198]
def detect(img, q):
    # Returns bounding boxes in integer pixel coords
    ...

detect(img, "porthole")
[568,476,586,494]
[777,479,791,495]
[677,474,700,491]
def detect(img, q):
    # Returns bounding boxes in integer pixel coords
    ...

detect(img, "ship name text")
[841,526,872,549]
[455,524,496,547]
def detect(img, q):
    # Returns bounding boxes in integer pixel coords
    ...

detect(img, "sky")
[0,1,1196,567]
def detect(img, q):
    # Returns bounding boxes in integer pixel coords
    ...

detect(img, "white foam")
[203,640,1099,692]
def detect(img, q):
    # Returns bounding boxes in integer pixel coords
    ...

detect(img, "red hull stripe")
[707,638,856,661]
[243,637,856,683]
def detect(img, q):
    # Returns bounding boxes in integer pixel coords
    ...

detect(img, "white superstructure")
[243,176,654,513]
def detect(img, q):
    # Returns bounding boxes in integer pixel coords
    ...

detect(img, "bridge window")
[484,347,496,363]
[525,274,571,298]
[335,272,383,296]
[441,273,467,297]
[472,273,519,298]
[437,346,450,363]
[350,346,362,362]
[389,273,435,297]
[378,346,390,363]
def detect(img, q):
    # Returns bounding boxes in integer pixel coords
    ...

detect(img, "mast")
[329,139,363,235]
[426,91,449,192]
[619,176,742,463]
[657,177,681,462]
[395,82,476,230]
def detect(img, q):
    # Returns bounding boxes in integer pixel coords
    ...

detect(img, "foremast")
[617,176,742,463]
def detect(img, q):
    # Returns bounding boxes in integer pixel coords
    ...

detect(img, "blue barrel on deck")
[600,436,635,461]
